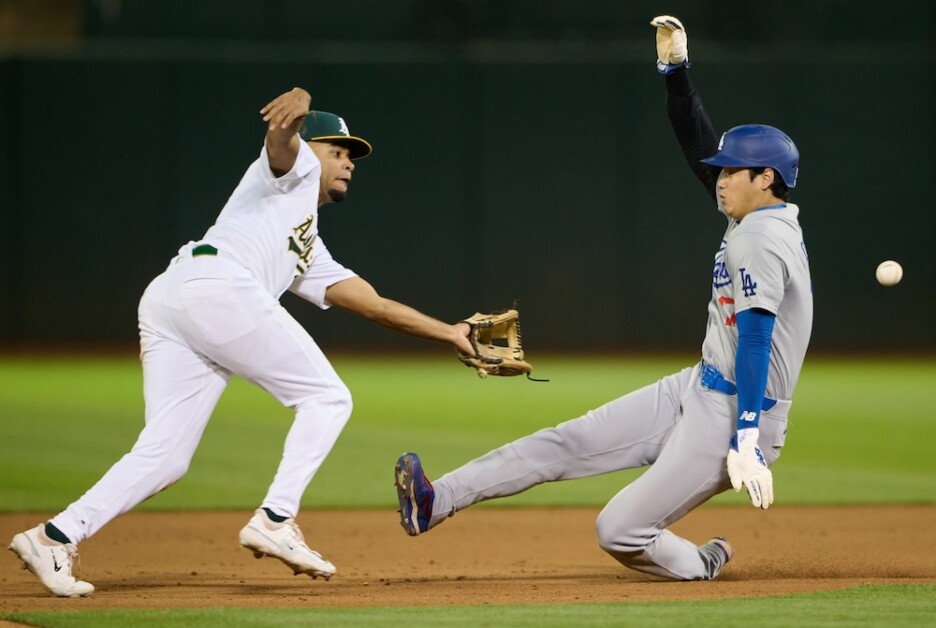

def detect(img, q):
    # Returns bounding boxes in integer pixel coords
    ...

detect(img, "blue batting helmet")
[701,124,799,188]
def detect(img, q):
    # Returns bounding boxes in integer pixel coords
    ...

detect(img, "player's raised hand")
[726,428,774,509]
[650,15,689,75]
[260,87,312,131]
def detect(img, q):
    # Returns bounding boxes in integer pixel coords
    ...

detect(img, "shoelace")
[63,543,84,576]
[284,519,306,545]
[282,519,326,559]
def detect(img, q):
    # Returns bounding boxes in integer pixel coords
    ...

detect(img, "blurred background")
[1,0,933,353]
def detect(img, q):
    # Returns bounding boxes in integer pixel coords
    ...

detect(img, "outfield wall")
[1,1,933,351]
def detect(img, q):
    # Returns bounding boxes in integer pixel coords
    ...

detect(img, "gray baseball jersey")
[703,204,812,401]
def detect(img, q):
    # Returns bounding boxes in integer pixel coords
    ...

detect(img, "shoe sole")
[240,542,334,581]
[394,455,420,536]
[238,528,336,582]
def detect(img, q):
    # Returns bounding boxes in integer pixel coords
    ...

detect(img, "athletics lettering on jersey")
[288,214,318,275]
[739,268,757,297]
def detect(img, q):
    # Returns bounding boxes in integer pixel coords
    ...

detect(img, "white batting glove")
[650,15,689,75]
[726,428,774,509]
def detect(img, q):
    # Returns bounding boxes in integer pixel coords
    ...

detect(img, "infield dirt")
[2,506,934,611]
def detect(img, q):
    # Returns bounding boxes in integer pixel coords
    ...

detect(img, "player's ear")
[760,168,776,191]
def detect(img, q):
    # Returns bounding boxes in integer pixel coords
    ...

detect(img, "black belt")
[192,244,218,257]
[700,361,777,411]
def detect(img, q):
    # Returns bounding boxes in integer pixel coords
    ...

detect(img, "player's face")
[310,141,355,206]
[716,167,772,220]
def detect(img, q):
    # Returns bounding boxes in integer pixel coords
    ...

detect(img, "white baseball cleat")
[238,509,336,580]
[9,524,95,597]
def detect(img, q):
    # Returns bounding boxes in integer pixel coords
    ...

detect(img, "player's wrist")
[730,426,760,452]
[736,427,760,449]
[656,60,690,75]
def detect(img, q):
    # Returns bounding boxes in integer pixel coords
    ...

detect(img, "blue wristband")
[656,60,691,75]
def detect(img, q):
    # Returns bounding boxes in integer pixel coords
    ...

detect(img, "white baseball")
[875,260,903,286]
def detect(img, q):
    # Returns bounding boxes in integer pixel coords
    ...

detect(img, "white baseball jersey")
[198,140,356,305]
[702,203,812,400]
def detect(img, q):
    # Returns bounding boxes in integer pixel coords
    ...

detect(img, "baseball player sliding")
[394,16,813,581]
[9,87,475,597]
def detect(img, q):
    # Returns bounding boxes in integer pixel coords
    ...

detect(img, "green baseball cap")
[301,110,372,160]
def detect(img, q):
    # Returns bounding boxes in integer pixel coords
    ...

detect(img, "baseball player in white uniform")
[393,16,812,581]
[10,87,474,597]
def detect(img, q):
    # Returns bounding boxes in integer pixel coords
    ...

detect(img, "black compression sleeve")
[665,67,695,98]
[664,68,720,204]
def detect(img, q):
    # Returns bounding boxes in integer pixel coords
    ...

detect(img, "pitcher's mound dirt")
[2,506,934,611]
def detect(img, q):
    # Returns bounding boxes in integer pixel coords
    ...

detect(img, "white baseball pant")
[51,253,351,544]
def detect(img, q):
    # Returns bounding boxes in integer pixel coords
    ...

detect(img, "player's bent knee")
[595,511,650,557]
[296,381,353,422]
[156,459,192,491]
[329,382,352,415]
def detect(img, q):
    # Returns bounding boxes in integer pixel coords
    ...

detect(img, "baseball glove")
[459,309,534,378]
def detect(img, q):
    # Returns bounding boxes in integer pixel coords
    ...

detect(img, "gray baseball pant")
[429,363,790,580]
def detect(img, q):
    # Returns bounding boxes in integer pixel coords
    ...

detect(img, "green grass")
[1,353,935,511]
[2,584,933,627]
[2,355,934,626]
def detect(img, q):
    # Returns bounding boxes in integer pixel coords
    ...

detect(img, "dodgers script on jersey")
[702,204,812,401]
[196,140,355,305]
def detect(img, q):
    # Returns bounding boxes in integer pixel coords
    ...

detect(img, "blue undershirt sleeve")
[734,308,776,433]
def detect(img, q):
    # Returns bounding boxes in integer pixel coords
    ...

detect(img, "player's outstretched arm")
[650,16,720,204]
[261,87,312,177]
[726,308,777,509]
[325,276,474,354]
